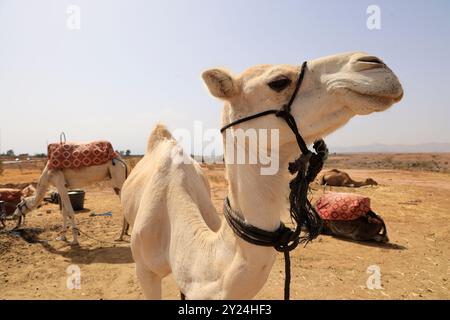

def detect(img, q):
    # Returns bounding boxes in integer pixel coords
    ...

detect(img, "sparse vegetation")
[0,160,3,176]
[326,153,450,173]
[34,153,47,158]
[383,155,394,164]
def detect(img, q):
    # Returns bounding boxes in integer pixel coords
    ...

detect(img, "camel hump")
[147,123,174,152]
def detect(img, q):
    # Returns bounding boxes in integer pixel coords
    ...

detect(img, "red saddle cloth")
[316,192,371,221]
[47,141,117,170]
[0,189,23,215]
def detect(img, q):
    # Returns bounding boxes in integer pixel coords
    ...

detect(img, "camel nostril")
[357,56,384,64]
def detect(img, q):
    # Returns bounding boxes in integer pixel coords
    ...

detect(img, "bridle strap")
[220,109,278,134]
[275,109,310,156]
[285,61,308,113]
[17,201,30,216]
[220,61,309,156]
[223,197,296,249]
[219,60,326,300]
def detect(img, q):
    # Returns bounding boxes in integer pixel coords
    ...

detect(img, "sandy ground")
[0,158,449,300]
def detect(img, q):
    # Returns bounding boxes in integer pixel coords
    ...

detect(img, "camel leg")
[52,174,79,245]
[56,206,69,242]
[114,187,129,241]
[124,220,130,235]
[116,218,130,241]
[13,215,23,230]
[114,186,130,241]
[110,158,129,241]
[136,263,162,299]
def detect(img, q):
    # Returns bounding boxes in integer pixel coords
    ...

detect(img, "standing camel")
[121,52,403,299]
[11,141,129,245]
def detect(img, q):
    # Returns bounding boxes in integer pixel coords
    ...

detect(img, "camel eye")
[267,77,291,92]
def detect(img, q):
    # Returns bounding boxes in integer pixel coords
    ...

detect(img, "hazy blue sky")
[0,0,449,154]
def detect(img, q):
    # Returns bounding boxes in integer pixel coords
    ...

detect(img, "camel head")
[365,178,378,186]
[202,52,403,148]
[21,185,36,198]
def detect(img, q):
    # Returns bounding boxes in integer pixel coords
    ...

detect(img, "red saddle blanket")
[0,188,23,215]
[316,192,371,221]
[47,141,117,170]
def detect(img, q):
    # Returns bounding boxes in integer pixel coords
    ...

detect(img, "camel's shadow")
[39,241,134,264]
[4,227,133,264]
[323,235,407,250]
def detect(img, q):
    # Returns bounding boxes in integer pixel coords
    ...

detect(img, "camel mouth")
[346,88,403,111]
[325,71,404,108]
[338,87,403,116]
[351,89,403,103]
[329,83,403,103]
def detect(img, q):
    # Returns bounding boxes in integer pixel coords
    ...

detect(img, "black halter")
[220,62,310,155]
[16,200,30,216]
[220,61,328,300]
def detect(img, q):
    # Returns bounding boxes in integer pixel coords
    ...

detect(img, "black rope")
[222,139,327,300]
[283,251,291,300]
[220,61,328,300]
[275,109,310,168]
[220,110,278,133]
[223,197,294,248]
[284,61,308,113]
[223,199,294,300]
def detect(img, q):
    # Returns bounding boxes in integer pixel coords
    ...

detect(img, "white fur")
[122,52,403,299]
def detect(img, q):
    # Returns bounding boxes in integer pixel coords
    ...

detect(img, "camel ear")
[202,68,238,99]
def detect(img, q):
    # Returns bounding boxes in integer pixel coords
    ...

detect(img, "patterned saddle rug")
[47,141,117,170]
[316,192,371,221]
[0,189,23,215]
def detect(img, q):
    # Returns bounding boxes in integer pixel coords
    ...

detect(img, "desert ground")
[1,154,449,300]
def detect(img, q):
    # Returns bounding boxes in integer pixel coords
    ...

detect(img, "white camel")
[121,52,403,299]
[12,156,128,245]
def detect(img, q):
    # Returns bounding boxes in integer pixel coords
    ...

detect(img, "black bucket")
[69,190,85,211]
[56,190,85,212]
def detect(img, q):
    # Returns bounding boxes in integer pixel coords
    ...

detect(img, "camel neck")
[224,147,294,231]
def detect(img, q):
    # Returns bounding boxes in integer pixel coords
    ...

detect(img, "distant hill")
[329,143,450,153]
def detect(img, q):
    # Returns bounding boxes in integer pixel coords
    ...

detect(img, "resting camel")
[10,150,128,245]
[316,192,388,243]
[322,213,388,242]
[121,52,403,299]
[321,169,378,187]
